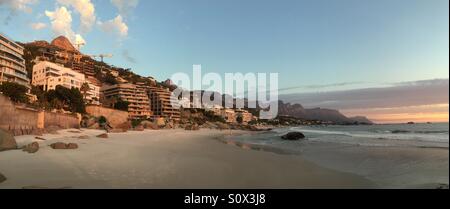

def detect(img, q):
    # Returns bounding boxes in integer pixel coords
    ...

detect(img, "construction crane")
[74,42,85,51]
[87,54,113,62]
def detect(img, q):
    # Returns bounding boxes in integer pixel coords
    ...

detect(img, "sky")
[0,0,448,123]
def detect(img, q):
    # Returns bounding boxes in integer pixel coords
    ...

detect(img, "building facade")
[0,33,31,89]
[101,83,152,120]
[32,61,85,91]
[147,86,181,121]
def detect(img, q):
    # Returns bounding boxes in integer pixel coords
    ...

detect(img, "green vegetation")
[204,110,226,123]
[0,82,29,103]
[131,119,143,128]
[98,116,107,124]
[114,99,130,111]
[31,85,86,113]
[80,82,90,101]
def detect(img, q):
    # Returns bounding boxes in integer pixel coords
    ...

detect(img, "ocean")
[226,123,449,188]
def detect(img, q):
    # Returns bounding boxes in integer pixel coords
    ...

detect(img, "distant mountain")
[348,116,374,125]
[50,36,78,52]
[278,101,373,124]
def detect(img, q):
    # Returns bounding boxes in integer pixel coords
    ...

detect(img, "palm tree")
[80,82,90,103]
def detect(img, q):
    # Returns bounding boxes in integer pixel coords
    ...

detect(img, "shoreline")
[0,128,374,189]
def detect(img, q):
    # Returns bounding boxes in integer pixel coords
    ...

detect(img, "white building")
[32,61,85,91]
[0,33,30,89]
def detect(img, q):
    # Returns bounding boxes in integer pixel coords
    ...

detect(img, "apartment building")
[147,86,181,120]
[101,83,152,120]
[32,61,85,91]
[0,33,31,89]
[86,77,101,105]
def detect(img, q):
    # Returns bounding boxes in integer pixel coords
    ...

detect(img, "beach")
[0,129,373,189]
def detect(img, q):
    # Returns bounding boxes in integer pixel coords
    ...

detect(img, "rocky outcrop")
[277,101,373,124]
[22,142,39,154]
[185,123,200,131]
[0,172,6,184]
[114,121,131,132]
[133,125,145,131]
[140,121,159,130]
[50,36,78,52]
[0,129,17,152]
[281,132,306,141]
[50,142,79,150]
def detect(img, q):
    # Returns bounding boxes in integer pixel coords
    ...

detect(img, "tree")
[80,82,90,101]
[114,99,130,111]
[0,82,29,103]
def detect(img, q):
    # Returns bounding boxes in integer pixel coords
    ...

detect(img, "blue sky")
[1,0,448,122]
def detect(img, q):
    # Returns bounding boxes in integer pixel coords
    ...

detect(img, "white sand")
[0,129,373,189]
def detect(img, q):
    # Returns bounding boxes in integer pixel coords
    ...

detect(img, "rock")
[66,143,78,149]
[0,173,6,184]
[50,142,67,149]
[185,123,200,131]
[22,142,40,154]
[436,184,449,189]
[134,125,145,131]
[78,135,90,139]
[281,132,306,141]
[68,130,81,134]
[81,117,98,128]
[87,123,99,130]
[115,121,132,131]
[96,133,108,138]
[0,128,17,152]
[50,142,78,150]
[215,122,230,130]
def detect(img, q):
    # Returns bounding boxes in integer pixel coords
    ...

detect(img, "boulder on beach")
[50,142,79,150]
[96,133,109,138]
[0,128,17,152]
[66,143,79,149]
[0,172,6,184]
[281,132,306,141]
[22,142,40,154]
[50,142,67,149]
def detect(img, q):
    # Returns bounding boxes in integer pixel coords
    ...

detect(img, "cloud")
[0,0,37,13]
[110,0,139,16]
[0,0,38,24]
[280,79,449,110]
[278,82,365,92]
[122,49,136,63]
[98,15,128,38]
[45,6,86,46]
[57,0,96,33]
[30,22,46,30]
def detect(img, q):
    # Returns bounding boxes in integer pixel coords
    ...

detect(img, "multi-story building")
[32,61,85,91]
[0,33,31,89]
[147,86,181,120]
[86,77,101,105]
[101,83,152,120]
